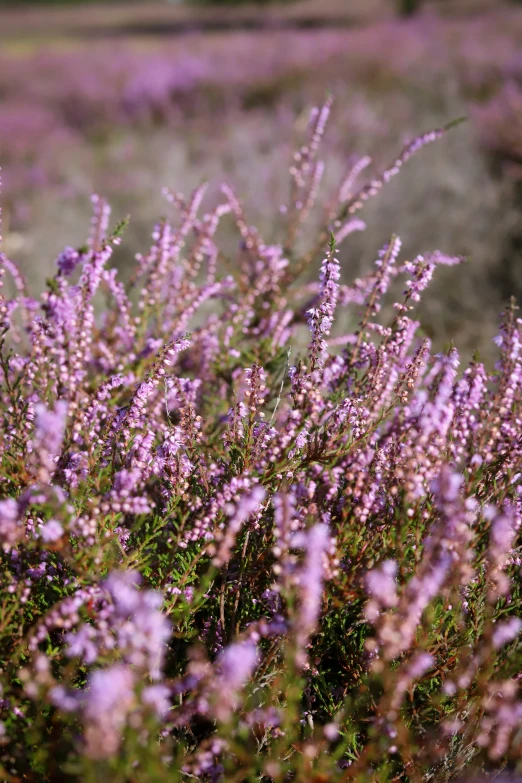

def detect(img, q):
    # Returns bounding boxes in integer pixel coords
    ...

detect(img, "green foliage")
[397,0,423,15]
[186,0,296,5]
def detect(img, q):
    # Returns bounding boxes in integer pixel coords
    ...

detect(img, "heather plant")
[2,105,522,783]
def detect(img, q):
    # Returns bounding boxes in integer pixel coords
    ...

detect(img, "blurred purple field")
[1,0,522,355]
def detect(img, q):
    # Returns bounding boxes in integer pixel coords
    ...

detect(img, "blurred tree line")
[0,0,519,17]
[0,0,103,5]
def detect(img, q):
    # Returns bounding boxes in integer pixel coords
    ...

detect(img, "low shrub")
[1,104,522,781]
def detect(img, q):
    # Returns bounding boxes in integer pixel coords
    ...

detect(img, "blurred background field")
[1,0,522,359]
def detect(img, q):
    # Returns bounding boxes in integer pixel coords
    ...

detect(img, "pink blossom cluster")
[0,107,522,781]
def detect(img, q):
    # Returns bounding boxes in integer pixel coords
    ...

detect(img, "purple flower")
[142,684,171,718]
[34,401,68,478]
[217,641,258,692]
[50,685,79,713]
[104,571,171,679]
[294,523,330,667]
[56,246,81,276]
[406,652,434,680]
[112,468,141,495]
[0,498,23,550]
[83,665,135,759]
[366,560,398,609]
[492,618,522,650]
[65,624,98,664]
[307,247,341,374]
[212,486,266,567]
[34,401,68,453]
[431,467,462,505]
[39,519,64,544]
[105,571,142,616]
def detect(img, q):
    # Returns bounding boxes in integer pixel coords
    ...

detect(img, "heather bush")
[2,105,522,782]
